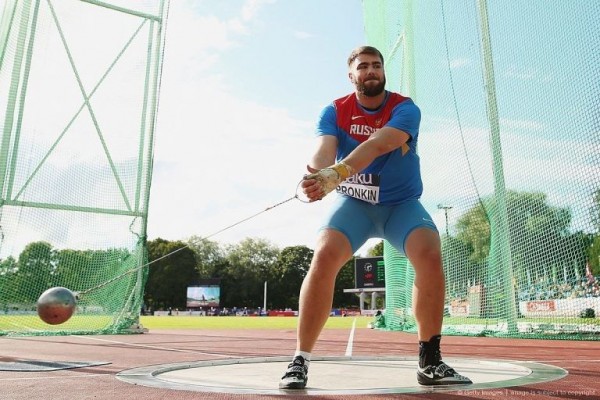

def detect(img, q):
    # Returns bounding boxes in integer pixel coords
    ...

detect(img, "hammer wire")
[78,189,304,297]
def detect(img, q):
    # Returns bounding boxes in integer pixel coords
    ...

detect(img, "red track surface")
[1,328,598,399]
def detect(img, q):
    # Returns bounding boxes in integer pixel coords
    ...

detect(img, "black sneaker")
[279,356,308,389]
[417,361,472,385]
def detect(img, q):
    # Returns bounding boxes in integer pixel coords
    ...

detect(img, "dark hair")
[347,46,384,67]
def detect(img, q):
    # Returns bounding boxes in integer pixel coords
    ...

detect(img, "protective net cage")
[0,0,168,336]
[366,1,600,339]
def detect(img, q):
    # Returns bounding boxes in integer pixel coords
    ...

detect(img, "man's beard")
[356,76,386,97]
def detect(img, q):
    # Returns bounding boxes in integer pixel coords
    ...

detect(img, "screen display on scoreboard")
[354,257,385,288]
[186,285,220,308]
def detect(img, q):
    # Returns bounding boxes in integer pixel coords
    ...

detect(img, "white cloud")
[504,64,554,82]
[449,57,470,69]
[241,0,275,21]
[1,0,331,257]
[418,117,598,234]
[499,118,545,131]
[294,31,314,40]
[164,10,238,64]
[146,0,339,251]
[149,72,326,248]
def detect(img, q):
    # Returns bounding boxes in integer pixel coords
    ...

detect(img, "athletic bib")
[337,173,380,204]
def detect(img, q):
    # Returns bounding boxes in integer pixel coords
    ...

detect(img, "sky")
[1,0,597,258]
[147,0,598,255]
[147,0,380,254]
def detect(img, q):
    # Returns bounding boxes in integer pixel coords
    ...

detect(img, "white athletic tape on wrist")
[306,162,356,198]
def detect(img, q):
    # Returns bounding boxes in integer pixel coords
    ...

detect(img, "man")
[279,46,472,389]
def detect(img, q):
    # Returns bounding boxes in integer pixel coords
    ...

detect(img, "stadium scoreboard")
[354,257,385,289]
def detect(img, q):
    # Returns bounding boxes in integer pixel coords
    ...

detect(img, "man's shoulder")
[388,94,419,116]
[387,91,413,105]
[332,93,356,108]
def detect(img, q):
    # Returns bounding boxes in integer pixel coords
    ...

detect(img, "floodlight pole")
[437,204,453,236]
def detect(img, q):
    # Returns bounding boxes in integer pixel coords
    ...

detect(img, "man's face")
[349,53,386,97]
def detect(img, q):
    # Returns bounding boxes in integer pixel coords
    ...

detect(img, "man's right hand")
[301,165,324,202]
[302,162,355,202]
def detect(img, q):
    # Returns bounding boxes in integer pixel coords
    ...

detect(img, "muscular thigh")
[320,196,377,253]
[384,199,439,255]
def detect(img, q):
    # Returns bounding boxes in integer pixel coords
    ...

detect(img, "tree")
[589,236,600,275]
[55,249,91,289]
[441,235,480,297]
[13,242,57,302]
[333,258,356,307]
[591,188,600,232]
[0,256,18,306]
[367,241,384,257]
[221,238,280,308]
[456,203,490,264]
[187,236,227,279]
[268,245,312,309]
[589,189,600,273]
[455,190,585,287]
[145,238,198,310]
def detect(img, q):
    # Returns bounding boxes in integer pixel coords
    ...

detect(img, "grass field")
[140,315,374,330]
[2,314,598,333]
[0,315,372,335]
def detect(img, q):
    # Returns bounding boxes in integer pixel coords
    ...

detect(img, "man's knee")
[405,228,442,267]
[312,229,353,269]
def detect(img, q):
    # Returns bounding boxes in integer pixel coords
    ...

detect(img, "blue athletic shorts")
[320,195,439,254]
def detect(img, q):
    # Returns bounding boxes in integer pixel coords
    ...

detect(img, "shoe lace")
[283,362,307,379]
[435,362,456,377]
[433,348,442,364]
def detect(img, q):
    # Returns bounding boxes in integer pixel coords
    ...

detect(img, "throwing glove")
[305,161,356,198]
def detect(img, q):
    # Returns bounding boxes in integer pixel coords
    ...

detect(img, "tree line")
[442,190,599,297]
[144,237,365,312]
[145,189,599,310]
[0,189,598,311]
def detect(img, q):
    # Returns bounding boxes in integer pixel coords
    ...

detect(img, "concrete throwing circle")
[116,356,567,396]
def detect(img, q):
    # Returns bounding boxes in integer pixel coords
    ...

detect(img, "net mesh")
[0,0,168,336]
[366,0,600,339]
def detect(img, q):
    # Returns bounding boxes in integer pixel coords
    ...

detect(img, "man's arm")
[344,98,420,172]
[303,126,410,201]
[302,135,337,201]
[308,135,338,171]
[342,126,410,172]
